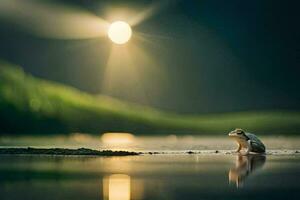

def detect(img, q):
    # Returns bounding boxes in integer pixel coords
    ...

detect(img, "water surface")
[0,136,300,200]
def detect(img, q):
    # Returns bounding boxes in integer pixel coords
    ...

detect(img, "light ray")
[128,0,178,27]
[133,31,172,52]
[102,36,168,103]
[135,31,173,41]
[102,43,150,102]
[0,0,110,39]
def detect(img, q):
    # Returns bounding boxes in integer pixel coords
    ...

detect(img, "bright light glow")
[0,0,109,39]
[103,174,131,200]
[108,21,132,44]
[101,132,135,144]
[109,174,130,200]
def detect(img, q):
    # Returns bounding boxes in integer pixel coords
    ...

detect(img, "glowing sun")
[108,21,132,44]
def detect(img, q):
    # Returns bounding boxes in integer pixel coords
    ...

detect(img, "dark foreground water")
[0,153,300,200]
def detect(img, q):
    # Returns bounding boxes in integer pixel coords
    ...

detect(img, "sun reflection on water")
[103,174,144,200]
[103,174,130,200]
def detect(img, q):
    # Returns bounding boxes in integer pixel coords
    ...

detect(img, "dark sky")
[0,0,299,113]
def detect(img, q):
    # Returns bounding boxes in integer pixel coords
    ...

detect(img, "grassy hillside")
[0,61,300,135]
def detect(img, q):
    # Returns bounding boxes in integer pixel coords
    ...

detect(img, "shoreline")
[0,147,140,156]
[0,147,300,156]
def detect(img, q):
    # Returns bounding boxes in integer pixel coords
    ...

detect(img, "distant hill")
[0,61,300,135]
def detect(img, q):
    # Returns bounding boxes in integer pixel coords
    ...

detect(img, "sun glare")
[108,21,132,44]
[101,132,135,145]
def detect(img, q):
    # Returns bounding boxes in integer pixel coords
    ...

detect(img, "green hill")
[0,61,300,135]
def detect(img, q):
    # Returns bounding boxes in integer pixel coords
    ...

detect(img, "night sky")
[0,0,299,113]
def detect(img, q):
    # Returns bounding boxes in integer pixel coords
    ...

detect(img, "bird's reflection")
[228,154,266,188]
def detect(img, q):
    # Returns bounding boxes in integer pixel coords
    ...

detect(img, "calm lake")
[0,135,300,200]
